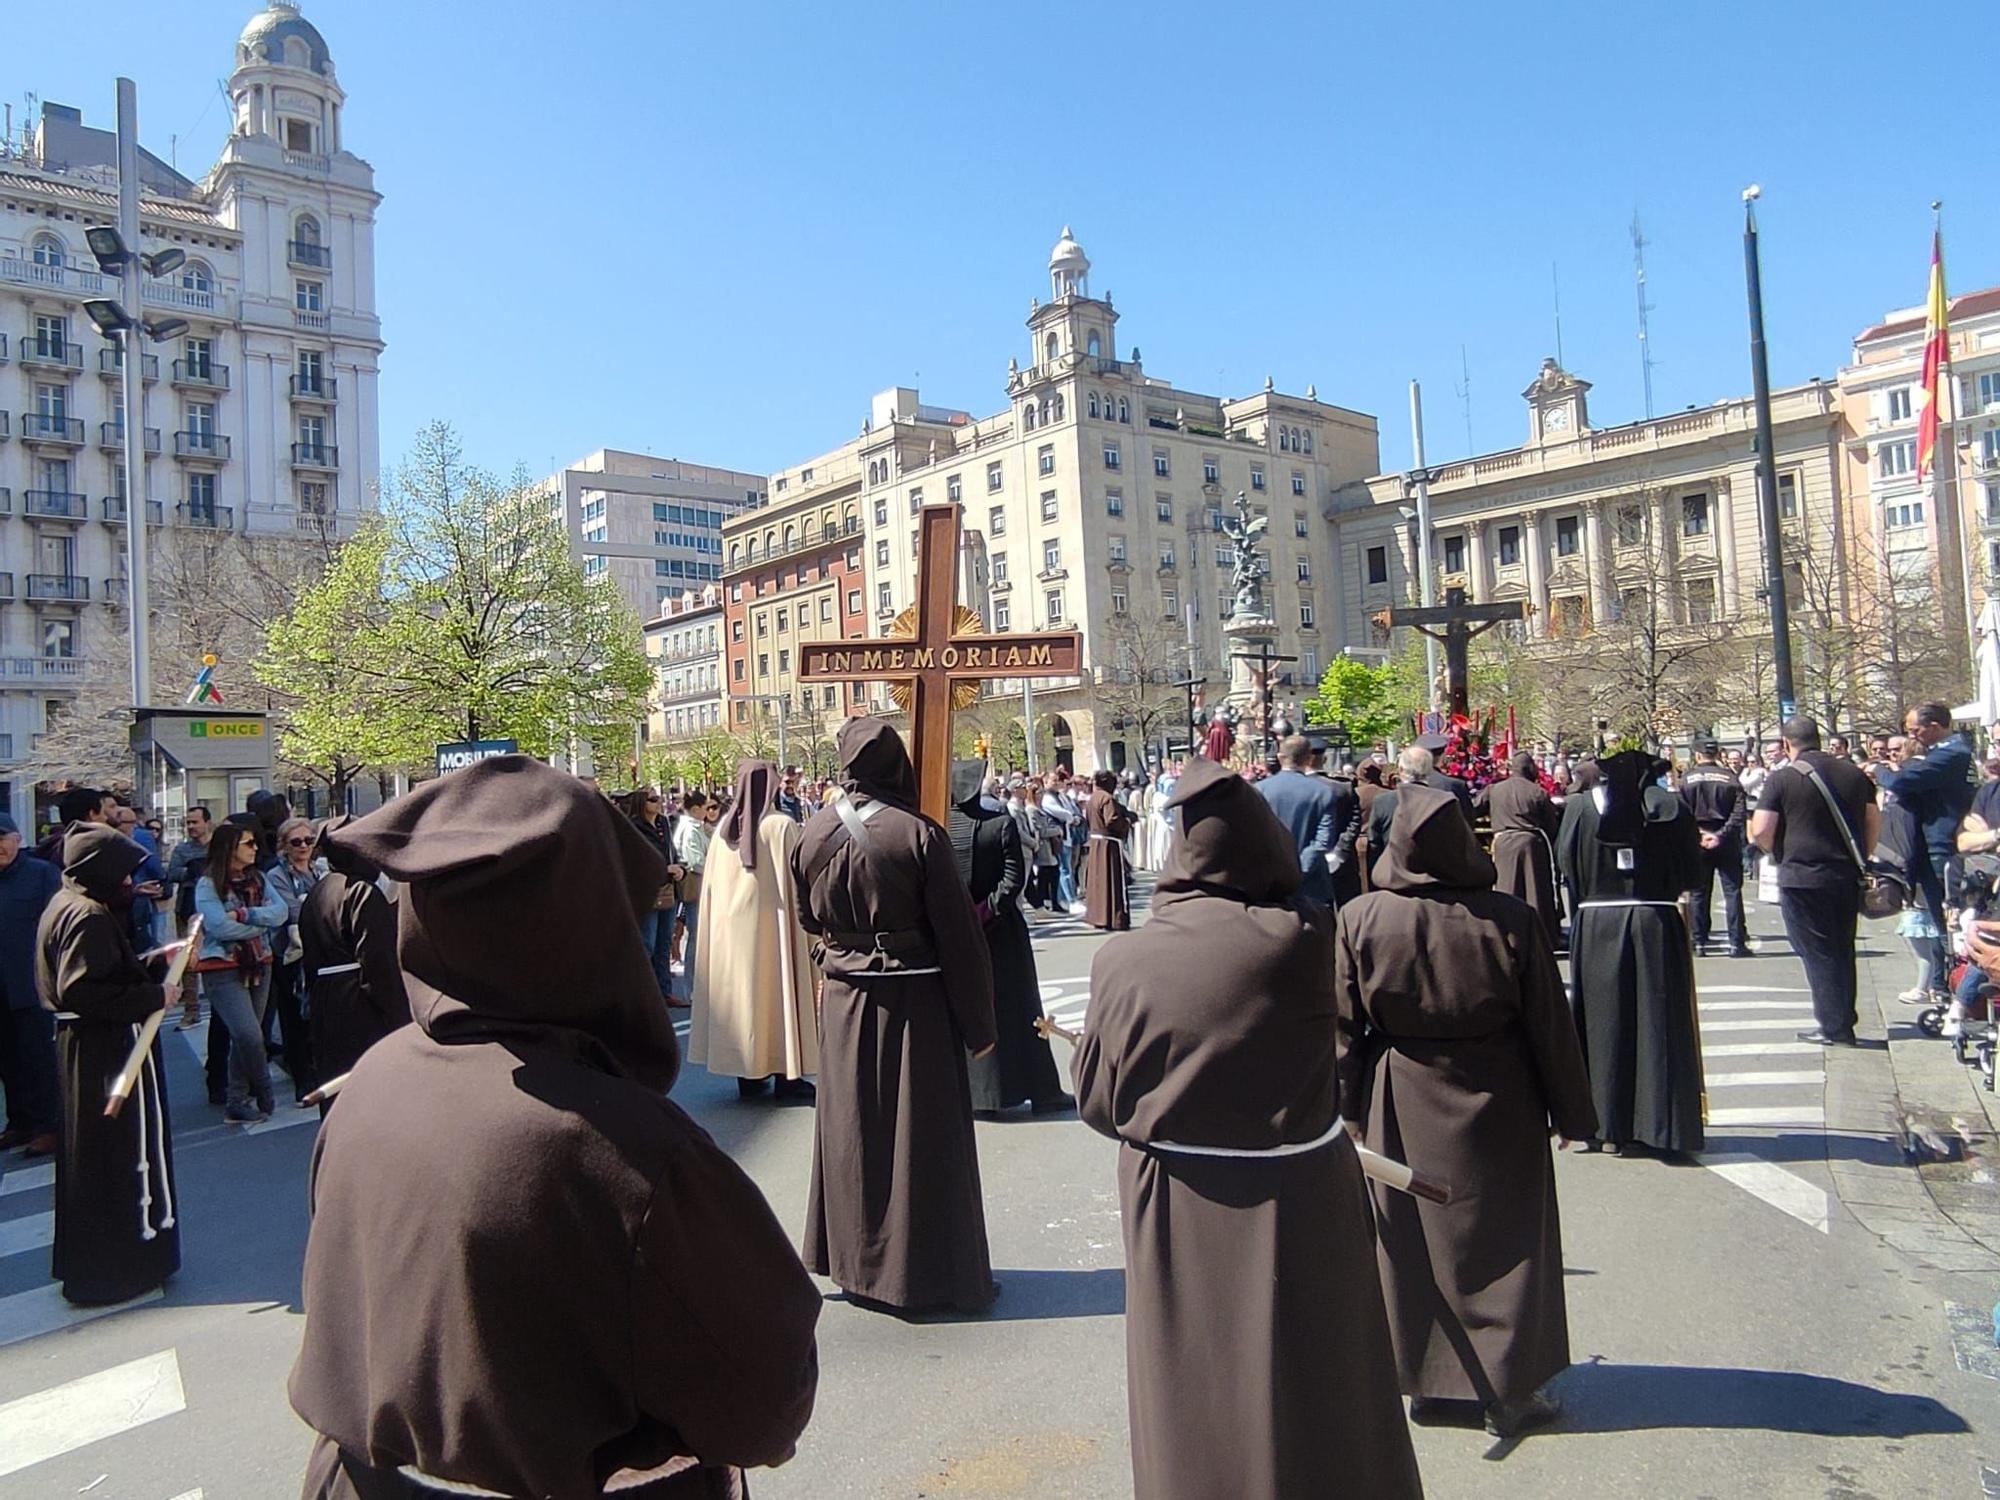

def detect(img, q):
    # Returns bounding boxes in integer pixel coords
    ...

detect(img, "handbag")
[1793,761,1906,919]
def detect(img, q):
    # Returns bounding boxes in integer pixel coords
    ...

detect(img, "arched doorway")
[1050,714,1075,775]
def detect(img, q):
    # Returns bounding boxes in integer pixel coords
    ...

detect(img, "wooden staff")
[105,917,202,1120]
[301,1070,351,1106]
[1033,1016,1450,1204]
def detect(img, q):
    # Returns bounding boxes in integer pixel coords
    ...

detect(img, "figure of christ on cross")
[798,504,1084,827]
[1380,585,1528,722]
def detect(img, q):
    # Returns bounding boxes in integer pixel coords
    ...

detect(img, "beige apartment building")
[541,448,763,625]
[1328,358,1848,742]
[642,585,724,745]
[1836,285,2000,643]
[747,229,1380,770]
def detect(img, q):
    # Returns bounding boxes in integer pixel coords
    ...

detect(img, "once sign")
[799,503,1082,826]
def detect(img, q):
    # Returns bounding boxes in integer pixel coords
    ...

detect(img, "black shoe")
[737,1077,771,1099]
[1030,1092,1076,1115]
[773,1077,816,1100]
[1485,1391,1562,1438]
[1796,1028,1858,1046]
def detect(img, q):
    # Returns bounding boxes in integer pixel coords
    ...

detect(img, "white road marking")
[1704,1071,1823,1088]
[237,1107,321,1137]
[0,1211,53,1258]
[1704,1041,1826,1058]
[0,1284,162,1350]
[0,1162,54,1199]
[1698,1153,1831,1234]
[1702,1018,1822,1033]
[1706,1104,1827,1127]
[165,1490,204,1500]
[1699,1001,1818,1013]
[1697,986,1810,995]
[0,1348,184,1478]
[177,1024,205,1070]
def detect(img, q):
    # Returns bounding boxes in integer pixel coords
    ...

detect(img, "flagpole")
[1743,186,1798,723]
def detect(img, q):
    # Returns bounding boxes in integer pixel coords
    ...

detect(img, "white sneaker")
[1899,986,1929,1002]
[1068,902,1087,916]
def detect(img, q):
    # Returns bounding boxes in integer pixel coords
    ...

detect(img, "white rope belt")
[314,962,360,978]
[844,967,942,978]
[1138,1114,1347,1160]
[1578,899,1683,910]
[1088,833,1121,842]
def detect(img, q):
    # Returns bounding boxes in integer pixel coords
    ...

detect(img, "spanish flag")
[1917,229,1950,480]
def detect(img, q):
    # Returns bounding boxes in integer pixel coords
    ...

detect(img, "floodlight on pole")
[82,298,134,336]
[142,317,188,343]
[142,247,183,278]
[85,225,130,272]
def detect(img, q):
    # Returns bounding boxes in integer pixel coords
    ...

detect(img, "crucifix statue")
[799,503,1084,826]
[1381,585,1526,722]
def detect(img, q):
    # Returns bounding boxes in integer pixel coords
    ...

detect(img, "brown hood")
[314,813,380,883]
[61,823,147,904]
[324,755,678,1091]
[1158,757,1302,905]
[720,759,779,869]
[1372,782,1495,893]
[839,716,918,810]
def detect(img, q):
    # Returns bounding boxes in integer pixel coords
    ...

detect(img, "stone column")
[1583,500,1612,627]
[1468,518,1489,602]
[1715,477,1740,616]
[1523,512,1549,636]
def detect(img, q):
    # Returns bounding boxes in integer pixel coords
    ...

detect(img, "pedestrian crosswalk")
[0,1348,185,1479]
[1693,982,1833,1231]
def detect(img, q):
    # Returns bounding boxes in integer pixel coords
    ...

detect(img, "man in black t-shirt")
[1750,716,1882,1044]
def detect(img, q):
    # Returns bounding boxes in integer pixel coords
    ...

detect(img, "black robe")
[1477,775,1564,951]
[1337,784,1598,1407]
[36,827,177,1306]
[300,859,410,1090]
[1556,781,1704,1153]
[1074,758,1423,1500]
[949,791,1064,1112]
[792,720,998,1313]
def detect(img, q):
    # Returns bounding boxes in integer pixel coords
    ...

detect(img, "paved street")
[2,885,1998,1499]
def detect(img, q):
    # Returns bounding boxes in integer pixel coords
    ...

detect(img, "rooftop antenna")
[1551,261,1564,367]
[1632,209,1657,419]
[1452,344,1473,454]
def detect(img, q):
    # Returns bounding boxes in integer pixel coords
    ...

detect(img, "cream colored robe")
[690,811,819,1080]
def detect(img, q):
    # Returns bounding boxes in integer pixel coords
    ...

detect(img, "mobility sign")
[436,739,519,775]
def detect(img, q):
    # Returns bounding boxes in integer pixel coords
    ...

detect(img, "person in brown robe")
[1354,760,1388,892]
[288,756,819,1500]
[1073,757,1424,1500]
[1475,751,1565,952]
[1336,782,1598,1439]
[38,826,182,1306]
[1082,770,1134,930]
[790,717,999,1315]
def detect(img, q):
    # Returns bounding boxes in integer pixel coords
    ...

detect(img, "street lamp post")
[1742,185,1798,722]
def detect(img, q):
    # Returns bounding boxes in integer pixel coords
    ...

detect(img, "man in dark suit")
[1257,735,1358,909]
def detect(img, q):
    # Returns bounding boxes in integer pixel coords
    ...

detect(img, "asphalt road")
[0,887,1994,1500]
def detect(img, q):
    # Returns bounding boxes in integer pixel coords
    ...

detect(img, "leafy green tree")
[258,424,652,787]
[1300,653,1405,749]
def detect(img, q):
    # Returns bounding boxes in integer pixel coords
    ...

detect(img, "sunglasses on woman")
[285,836,314,848]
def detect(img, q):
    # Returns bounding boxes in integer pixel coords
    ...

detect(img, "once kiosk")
[130,706,273,841]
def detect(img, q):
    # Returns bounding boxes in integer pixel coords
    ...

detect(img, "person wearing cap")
[791,718,999,1315]
[1072,757,1423,1500]
[1337,783,1597,1438]
[0,814,62,1157]
[1556,748,1704,1155]
[288,756,820,1497]
[1414,732,1477,820]
[1680,738,1751,957]
[37,824,183,1304]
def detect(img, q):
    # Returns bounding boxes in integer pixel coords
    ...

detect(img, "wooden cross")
[1381,585,1526,721]
[798,503,1084,826]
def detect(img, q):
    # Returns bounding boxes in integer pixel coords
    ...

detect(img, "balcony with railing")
[295,309,329,332]
[170,359,229,391]
[97,422,161,454]
[26,574,89,602]
[287,240,333,269]
[0,574,14,601]
[284,149,331,173]
[19,413,84,447]
[0,257,108,295]
[23,489,87,520]
[173,430,232,461]
[725,517,863,576]
[0,654,83,681]
[142,281,218,315]
[289,374,338,402]
[0,332,8,364]
[179,504,235,531]
[17,335,82,372]
[103,577,127,604]
[96,348,160,381]
[0,412,8,441]
[0,489,10,515]
[291,441,339,469]
[101,496,164,526]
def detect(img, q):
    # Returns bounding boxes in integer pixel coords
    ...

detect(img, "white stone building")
[0,1,382,819]
[643,586,725,745]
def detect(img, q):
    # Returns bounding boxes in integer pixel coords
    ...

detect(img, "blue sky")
[13,1,1995,481]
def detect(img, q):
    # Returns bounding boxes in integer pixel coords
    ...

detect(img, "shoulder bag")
[1793,761,1905,919]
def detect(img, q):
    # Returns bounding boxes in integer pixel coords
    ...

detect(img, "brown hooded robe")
[1082,787,1133,930]
[790,718,998,1313]
[1074,758,1424,1500]
[37,825,176,1306]
[300,816,409,1094]
[1475,755,1564,951]
[1336,784,1598,1408]
[288,757,819,1500]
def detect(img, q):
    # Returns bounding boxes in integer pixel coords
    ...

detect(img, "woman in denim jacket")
[194,821,290,1121]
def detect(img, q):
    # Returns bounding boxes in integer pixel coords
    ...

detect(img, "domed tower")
[1024,226,1119,373]
[210,2,383,539]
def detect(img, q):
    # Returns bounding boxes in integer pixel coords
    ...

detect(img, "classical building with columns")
[1327,359,1847,725]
